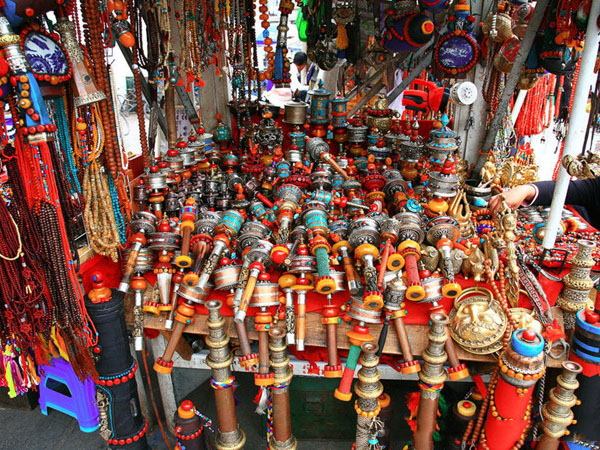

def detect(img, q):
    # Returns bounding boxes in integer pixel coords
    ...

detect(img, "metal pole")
[542,1,600,253]
[473,0,551,174]
[511,90,527,125]
[386,51,433,105]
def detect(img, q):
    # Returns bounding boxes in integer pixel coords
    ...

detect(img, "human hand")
[489,184,536,213]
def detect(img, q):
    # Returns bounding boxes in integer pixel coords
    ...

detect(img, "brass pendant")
[449,292,508,354]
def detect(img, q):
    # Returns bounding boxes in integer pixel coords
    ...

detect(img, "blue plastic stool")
[38,357,99,433]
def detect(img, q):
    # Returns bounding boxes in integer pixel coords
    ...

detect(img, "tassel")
[405,391,421,432]
[254,386,269,415]
[336,23,349,50]
[542,319,566,342]
[51,327,70,361]
[3,347,17,398]
[274,47,284,80]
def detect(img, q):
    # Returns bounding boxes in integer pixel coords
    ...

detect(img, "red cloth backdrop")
[81,255,569,325]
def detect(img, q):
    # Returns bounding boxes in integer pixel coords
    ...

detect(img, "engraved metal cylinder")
[354,342,384,450]
[420,313,449,387]
[146,171,168,190]
[347,295,382,324]
[249,282,280,308]
[283,99,308,125]
[213,265,241,291]
[348,217,381,248]
[557,240,595,320]
[540,361,581,443]
[205,300,246,450]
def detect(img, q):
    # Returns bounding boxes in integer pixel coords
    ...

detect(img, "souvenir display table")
[1,0,600,450]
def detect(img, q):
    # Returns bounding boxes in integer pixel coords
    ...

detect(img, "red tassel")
[543,319,566,342]
[405,391,421,432]
[253,389,263,405]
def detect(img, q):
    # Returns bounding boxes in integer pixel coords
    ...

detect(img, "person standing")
[290,52,317,100]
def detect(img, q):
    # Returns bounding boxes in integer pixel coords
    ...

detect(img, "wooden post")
[473,0,551,175]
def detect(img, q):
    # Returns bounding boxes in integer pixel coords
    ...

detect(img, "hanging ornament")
[381,1,434,53]
[419,0,449,12]
[434,0,479,78]
[20,23,72,100]
[333,0,354,50]
[482,3,514,43]
[494,35,521,73]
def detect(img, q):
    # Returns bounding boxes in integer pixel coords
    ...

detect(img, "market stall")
[1,0,600,449]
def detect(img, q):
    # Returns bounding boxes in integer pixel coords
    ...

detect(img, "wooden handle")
[404,253,420,286]
[296,300,306,345]
[238,274,258,315]
[180,226,192,258]
[393,316,414,362]
[123,246,140,280]
[378,242,392,291]
[342,253,359,285]
[445,331,461,368]
[326,323,339,366]
[234,321,253,357]
[324,154,350,180]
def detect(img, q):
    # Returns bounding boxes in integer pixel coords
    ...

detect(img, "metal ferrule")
[197,240,227,291]
[213,265,241,291]
[419,313,448,387]
[147,232,181,251]
[233,260,251,307]
[269,327,293,386]
[347,295,381,324]
[147,172,168,190]
[355,342,383,404]
[205,301,233,377]
[250,282,280,308]
[178,283,210,305]
[541,361,581,439]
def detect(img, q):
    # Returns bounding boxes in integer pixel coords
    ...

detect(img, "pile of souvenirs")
[0,0,598,449]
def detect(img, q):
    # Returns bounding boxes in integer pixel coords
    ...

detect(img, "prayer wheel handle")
[119,232,147,293]
[234,261,264,323]
[174,198,196,268]
[435,238,462,299]
[354,243,383,310]
[332,240,361,295]
[398,240,426,302]
[310,235,336,295]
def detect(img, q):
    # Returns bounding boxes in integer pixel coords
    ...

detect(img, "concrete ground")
[0,350,439,450]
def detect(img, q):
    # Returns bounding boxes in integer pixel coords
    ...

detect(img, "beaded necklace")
[53,98,82,194]
[129,0,151,167]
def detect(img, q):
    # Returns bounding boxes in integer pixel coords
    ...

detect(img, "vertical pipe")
[542,2,600,251]
[414,313,448,450]
[165,85,177,149]
[205,300,246,450]
[510,90,528,125]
